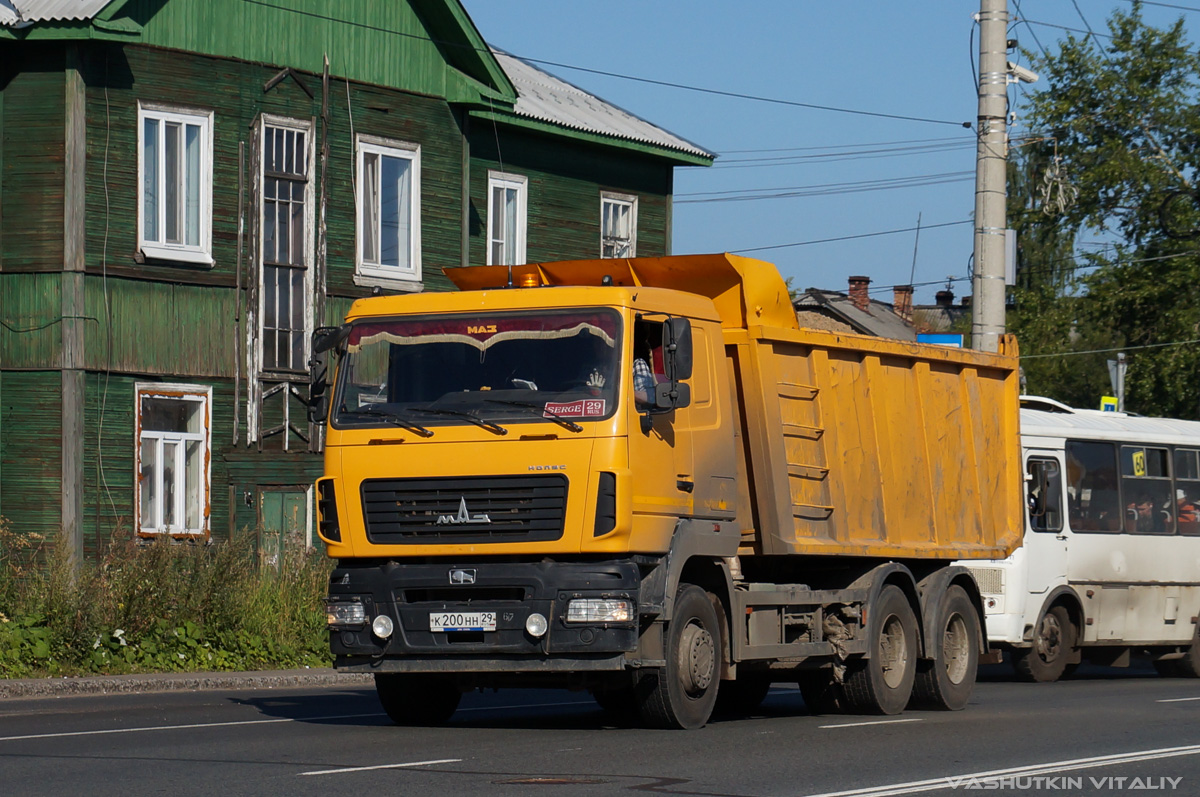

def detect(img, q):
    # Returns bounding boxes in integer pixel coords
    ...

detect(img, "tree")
[1008,4,1200,419]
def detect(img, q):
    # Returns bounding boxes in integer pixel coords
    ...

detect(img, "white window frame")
[258,114,316,375]
[600,191,637,259]
[355,135,422,288]
[486,170,528,266]
[136,102,214,265]
[134,383,212,537]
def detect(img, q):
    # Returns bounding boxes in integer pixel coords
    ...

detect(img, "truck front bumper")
[327,558,641,672]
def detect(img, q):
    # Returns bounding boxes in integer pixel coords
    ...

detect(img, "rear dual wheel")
[912,585,979,710]
[375,673,461,725]
[842,585,918,715]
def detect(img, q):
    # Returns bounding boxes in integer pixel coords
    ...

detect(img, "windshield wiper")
[485,399,583,433]
[410,407,508,436]
[340,406,434,438]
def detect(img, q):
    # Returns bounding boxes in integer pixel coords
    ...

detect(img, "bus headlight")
[566,598,632,624]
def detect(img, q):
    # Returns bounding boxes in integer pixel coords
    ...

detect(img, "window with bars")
[601,192,637,259]
[261,121,311,373]
[357,137,421,282]
[136,385,211,536]
[138,104,213,264]
[487,171,527,266]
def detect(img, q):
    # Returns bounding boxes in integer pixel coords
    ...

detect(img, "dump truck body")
[314,254,1023,728]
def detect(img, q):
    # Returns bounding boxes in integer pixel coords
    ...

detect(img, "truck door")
[628,318,694,544]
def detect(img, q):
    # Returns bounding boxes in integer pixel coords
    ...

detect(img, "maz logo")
[467,324,498,334]
[449,568,476,585]
[437,497,492,525]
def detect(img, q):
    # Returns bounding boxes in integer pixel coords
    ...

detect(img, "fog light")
[371,614,395,639]
[326,600,367,628]
[525,612,548,637]
[566,598,632,623]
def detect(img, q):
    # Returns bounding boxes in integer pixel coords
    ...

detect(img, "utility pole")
[972,0,1009,353]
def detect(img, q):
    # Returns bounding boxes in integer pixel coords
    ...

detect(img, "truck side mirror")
[308,350,331,425]
[662,317,693,381]
[654,380,691,411]
[308,325,349,425]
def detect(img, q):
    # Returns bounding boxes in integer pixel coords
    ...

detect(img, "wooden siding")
[84,276,236,377]
[0,273,63,368]
[0,43,66,273]
[0,371,62,534]
[468,126,672,265]
[119,0,511,106]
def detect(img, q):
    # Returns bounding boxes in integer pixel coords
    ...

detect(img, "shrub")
[0,518,333,677]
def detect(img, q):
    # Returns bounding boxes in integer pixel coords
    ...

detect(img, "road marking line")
[819,718,924,730]
[1157,696,1200,703]
[795,743,1200,797]
[0,713,382,743]
[299,758,461,776]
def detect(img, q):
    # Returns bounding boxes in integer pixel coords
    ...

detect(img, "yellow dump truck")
[310,254,1023,729]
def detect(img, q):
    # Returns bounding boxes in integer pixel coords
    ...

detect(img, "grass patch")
[0,516,333,678]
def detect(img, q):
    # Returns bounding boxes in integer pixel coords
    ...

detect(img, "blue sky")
[460,1,1195,305]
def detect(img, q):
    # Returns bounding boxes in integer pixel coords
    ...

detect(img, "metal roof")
[491,49,714,161]
[1020,398,1200,446]
[0,0,111,26]
[794,289,917,341]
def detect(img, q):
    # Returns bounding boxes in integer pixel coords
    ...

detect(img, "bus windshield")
[332,309,622,430]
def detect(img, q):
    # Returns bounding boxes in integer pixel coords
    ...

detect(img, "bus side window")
[1028,458,1063,533]
[1175,448,1200,536]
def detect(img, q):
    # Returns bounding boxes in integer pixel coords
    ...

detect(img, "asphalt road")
[1,661,1198,797]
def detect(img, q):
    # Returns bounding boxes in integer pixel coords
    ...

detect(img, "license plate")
[429,611,497,632]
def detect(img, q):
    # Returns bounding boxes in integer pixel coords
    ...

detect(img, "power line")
[730,219,973,254]
[718,135,972,155]
[676,171,974,204]
[236,0,971,128]
[1021,338,1200,359]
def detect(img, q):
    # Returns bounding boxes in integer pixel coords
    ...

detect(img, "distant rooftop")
[492,49,714,162]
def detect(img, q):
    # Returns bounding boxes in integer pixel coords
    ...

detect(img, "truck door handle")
[677,479,694,493]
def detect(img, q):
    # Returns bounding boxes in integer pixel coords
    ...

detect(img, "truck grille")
[360,475,568,544]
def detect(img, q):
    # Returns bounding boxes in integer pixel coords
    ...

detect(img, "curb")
[0,668,374,700]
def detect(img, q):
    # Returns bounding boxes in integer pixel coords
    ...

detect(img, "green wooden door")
[257,488,309,570]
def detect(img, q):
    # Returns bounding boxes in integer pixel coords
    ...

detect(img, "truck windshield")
[332,309,622,430]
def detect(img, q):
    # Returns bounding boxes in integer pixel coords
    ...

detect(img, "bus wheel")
[842,585,918,715]
[912,585,980,710]
[374,673,461,725]
[636,584,721,729]
[1012,605,1076,683]
[1171,624,1200,678]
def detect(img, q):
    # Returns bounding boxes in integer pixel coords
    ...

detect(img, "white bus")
[965,397,1200,682]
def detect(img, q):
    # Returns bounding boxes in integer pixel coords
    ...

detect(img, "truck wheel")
[911,585,979,710]
[374,673,461,725]
[842,584,918,715]
[713,674,771,717]
[797,671,843,715]
[1012,605,1075,683]
[636,584,722,729]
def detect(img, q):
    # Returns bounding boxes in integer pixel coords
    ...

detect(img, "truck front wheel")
[636,584,722,729]
[911,585,979,710]
[842,584,918,715]
[375,673,461,725]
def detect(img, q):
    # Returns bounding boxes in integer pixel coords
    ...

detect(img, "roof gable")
[1,0,517,107]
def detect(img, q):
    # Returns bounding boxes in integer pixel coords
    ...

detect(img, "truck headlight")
[566,598,632,624]
[325,599,367,628]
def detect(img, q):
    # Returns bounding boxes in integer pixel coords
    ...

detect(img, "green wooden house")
[0,0,713,562]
